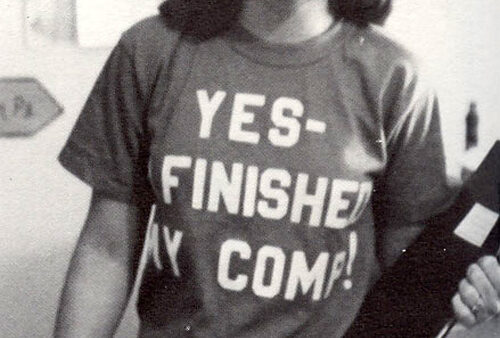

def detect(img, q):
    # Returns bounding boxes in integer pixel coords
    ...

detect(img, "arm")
[54,192,149,337]
[373,58,451,270]
[378,219,424,269]
[54,22,159,337]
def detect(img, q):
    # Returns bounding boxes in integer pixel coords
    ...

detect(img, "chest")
[146,42,386,222]
[152,44,385,167]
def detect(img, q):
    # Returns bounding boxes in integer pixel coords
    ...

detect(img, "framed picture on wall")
[24,0,77,47]
[24,0,160,48]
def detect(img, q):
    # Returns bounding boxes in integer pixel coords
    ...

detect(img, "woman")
[54,0,500,336]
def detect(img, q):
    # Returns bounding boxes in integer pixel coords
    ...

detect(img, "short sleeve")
[374,60,454,223]
[58,38,153,206]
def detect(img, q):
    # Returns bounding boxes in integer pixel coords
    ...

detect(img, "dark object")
[158,0,392,40]
[159,0,242,40]
[345,141,500,338]
[466,102,479,150]
[330,0,392,26]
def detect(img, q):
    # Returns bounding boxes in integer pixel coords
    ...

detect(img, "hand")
[452,256,500,327]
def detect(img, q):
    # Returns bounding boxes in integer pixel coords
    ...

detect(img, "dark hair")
[159,0,242,39]
[330,0,392,26]
[159,0,392,39]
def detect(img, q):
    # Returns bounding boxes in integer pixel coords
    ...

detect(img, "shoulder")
[342,22,423,85]
[340,22,435,105]
[119,15,182,56]
[362,24,417,67]
[111,16,183,99]
[340,22,437,136]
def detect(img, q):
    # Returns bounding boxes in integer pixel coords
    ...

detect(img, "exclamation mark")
[343,231,358,290]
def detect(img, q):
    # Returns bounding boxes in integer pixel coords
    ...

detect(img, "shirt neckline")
[223,19,345,67]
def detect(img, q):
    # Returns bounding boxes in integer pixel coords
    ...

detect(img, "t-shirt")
[59,15,452,338]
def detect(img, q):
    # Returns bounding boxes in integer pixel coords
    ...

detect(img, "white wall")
[0,2,138,337]
[387,0,500,176]
[0,1,499,337]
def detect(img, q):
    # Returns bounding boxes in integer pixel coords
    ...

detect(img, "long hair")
[159,0,242,39]
[330,0,392,26]
[159,0,392,39]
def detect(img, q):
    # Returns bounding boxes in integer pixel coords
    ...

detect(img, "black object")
[466,102,479,150]
[345,141,500,338]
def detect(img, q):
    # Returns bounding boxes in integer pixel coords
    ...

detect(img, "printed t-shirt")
[59,15,452,337]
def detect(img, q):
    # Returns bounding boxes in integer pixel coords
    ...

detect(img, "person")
[54,0,500,336]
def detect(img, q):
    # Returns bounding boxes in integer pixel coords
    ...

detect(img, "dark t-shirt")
[59,16,452,337]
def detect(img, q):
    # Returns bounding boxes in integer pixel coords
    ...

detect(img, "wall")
[0,1,499,337]
[386,0,500,175]
[0,1,139,337]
